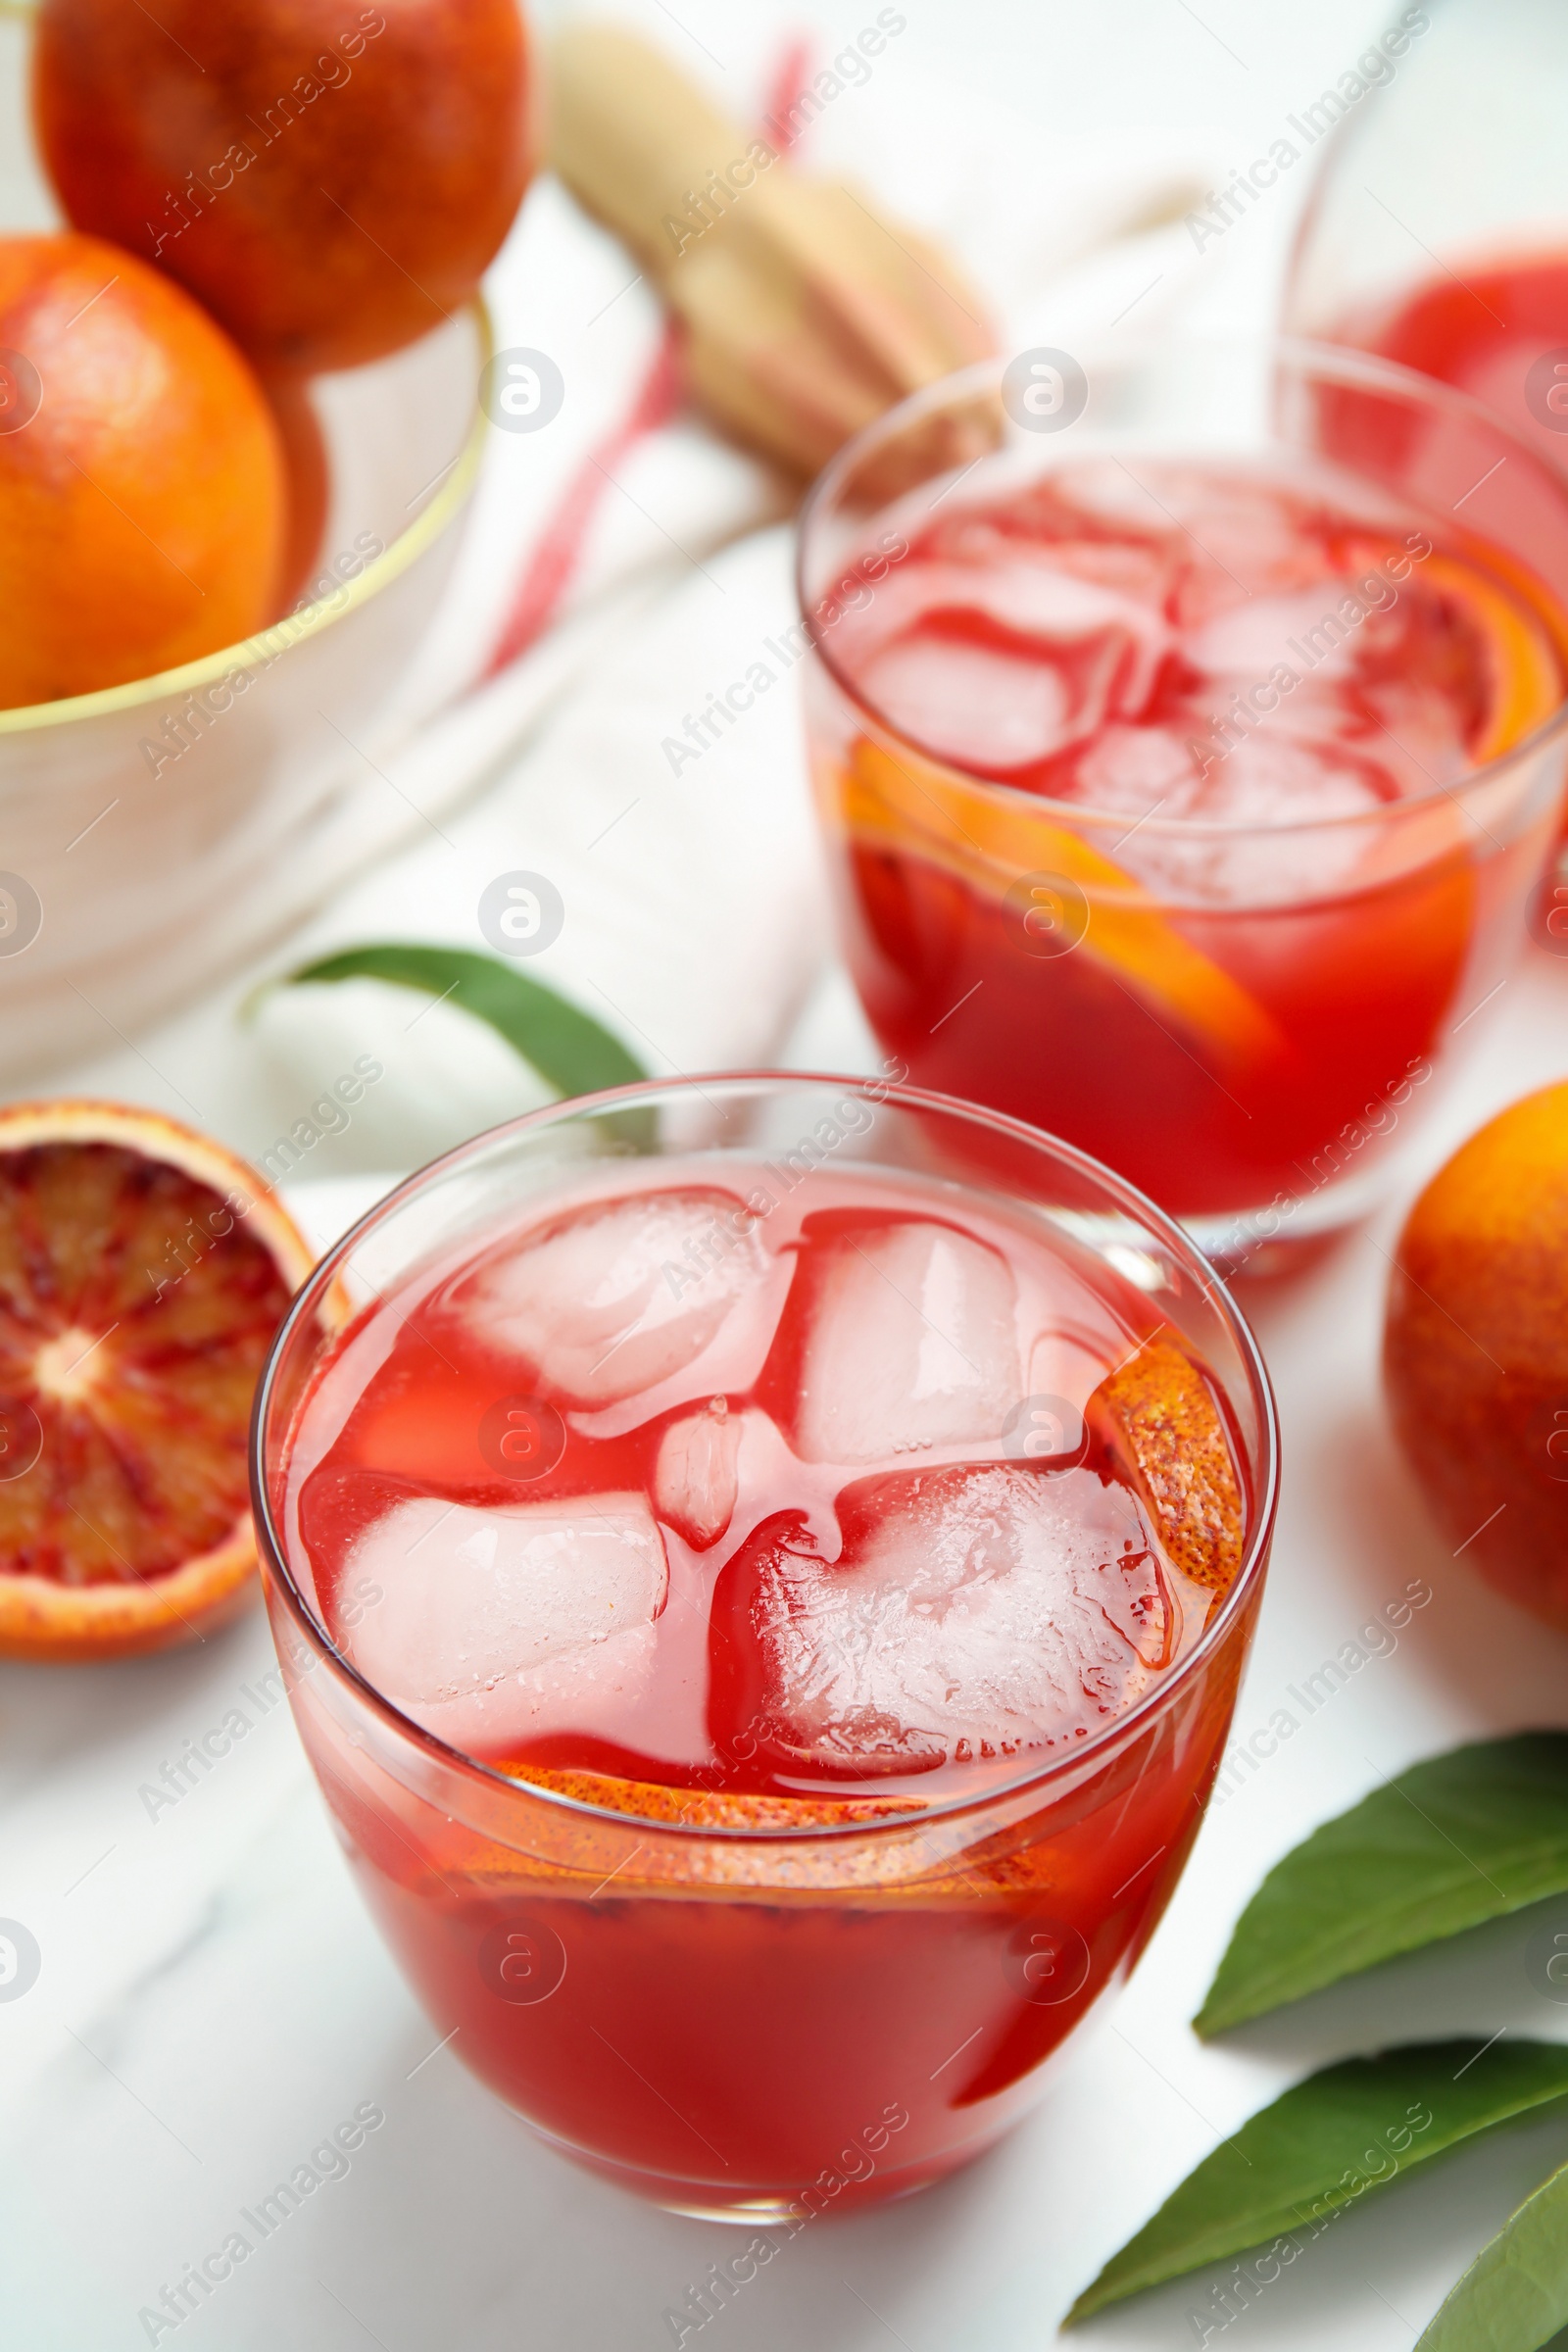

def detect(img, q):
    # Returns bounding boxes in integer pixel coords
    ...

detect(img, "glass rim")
[795,332,1568,840]
[250,1068,1281,1844]
[0,296,492,739]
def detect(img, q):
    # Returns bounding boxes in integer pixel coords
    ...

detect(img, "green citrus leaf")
[278,943,649,1105]
[1066,2038,1568,2326]
[1197,1734,1568,2037]
[1417,2156,1568,2351]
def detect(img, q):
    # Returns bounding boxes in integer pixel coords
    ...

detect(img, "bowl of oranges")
[0,0,534,1087]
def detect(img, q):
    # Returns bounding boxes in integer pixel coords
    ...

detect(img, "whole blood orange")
[1385,1081,1568,1630]
[32,0,532,373]
[0,1102,317,1660]
[0,234,286,710]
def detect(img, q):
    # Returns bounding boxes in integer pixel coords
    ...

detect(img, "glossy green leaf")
[1417,2157,1568,2351]
[1197,1735,1568,2037]
[278,943,649,1105]
[1066,2038,1568,2326]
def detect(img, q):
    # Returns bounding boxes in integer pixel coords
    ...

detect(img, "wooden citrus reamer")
[547,22,1000,479]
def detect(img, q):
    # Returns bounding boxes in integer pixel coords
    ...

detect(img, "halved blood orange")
[0,1102,316,1660]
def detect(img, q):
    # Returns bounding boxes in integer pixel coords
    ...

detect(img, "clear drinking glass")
[797,337,1568,1270]
[252,1074,1277,2221]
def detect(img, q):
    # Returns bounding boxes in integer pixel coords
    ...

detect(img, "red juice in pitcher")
[273,1147,1261,2213]
[1347,254,1568,470]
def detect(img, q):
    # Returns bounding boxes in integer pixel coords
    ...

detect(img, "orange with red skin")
[32,0,532,374]
[0,233,285,710]
[1385,1081,1568,1630]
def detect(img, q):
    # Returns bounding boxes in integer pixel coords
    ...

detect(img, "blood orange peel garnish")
[1089,1333,1245,1594]
[0,1101,318,1661]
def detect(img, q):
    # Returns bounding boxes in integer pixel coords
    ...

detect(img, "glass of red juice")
[798,336,1568,1268]
[252,1074,1277,2221]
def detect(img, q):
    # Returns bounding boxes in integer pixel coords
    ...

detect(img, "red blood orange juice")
[1332,258,1568,928]
[255,1079,1276,2218]
[1344,255,1568,468]
[800,343,1568,1260]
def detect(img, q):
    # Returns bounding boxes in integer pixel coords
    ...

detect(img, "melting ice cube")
[337,1491,668,1753]
[844,556,1168,772]
[451,1187,772,1409]
[1074,723,1206,816]
[1113,714,1395,904]
[859,636,1076,770]
[1055,462,1316,585]
[654,1401,744,1549]
[723,1462,1172,1775]
[1187,588,1360,682]
[776,1216,1023,1464]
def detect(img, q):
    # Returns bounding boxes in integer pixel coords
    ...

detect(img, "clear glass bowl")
[251,1072,1278,2221]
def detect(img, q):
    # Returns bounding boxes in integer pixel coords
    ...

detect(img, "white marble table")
[6,943,1568,2352]
[5,1,1567,2341]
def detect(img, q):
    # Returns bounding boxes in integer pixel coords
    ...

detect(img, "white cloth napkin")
[51,37,1227,1177]
[252,521,835,1175]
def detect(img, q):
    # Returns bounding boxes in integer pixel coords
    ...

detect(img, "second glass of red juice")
[253,1075,1276,2221]
[798,337,1568,1267]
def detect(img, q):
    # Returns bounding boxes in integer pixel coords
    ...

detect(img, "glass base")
[529,2122,995,2222]
[1179,1149,1415,1279]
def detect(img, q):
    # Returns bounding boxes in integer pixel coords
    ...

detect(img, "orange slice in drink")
[505,1764,926,1831]
[1340,545,1566,899]
[0,1102,316,1660]
[827,736,1286,1081]
[1423,550,1566,766]
[1089,1333,1245,1595]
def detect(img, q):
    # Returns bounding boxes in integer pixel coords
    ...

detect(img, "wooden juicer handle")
[547,22,998,480]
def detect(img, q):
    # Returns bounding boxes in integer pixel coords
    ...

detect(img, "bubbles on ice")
[726,1462,1173,1774]
[337,1491,668,1752]
[777,1217,1023,1463]
[451,1187,772,1409]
